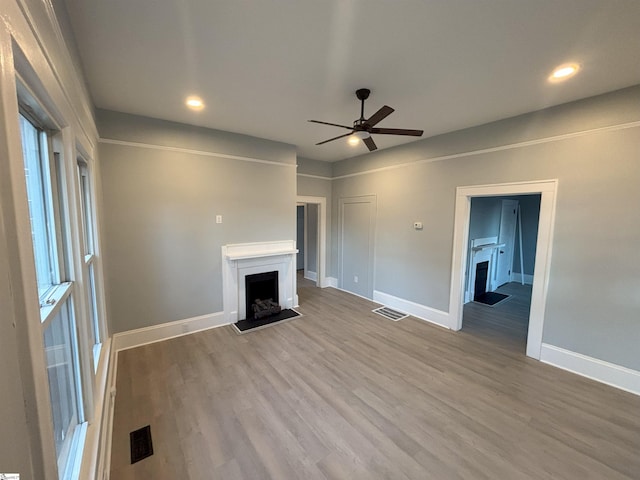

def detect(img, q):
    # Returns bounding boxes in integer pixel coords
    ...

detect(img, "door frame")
[296,195,327,287]
[449,180,558,359]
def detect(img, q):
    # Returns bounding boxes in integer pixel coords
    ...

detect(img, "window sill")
[40,282,72,326]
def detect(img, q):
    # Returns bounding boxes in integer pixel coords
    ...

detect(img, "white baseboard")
[511,272,534,285]
[78,339,111,480]
[373,290,451,330]
[540,343,640,396]
[324,276,338,288]
[112,311,228,352]
[98,312,229,479]
[304,270,317,281]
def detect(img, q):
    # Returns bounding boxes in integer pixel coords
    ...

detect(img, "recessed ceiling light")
[185,96,205,110]
[549,63,581,82]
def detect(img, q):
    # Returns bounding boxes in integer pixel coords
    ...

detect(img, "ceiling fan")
[309,88,424,151]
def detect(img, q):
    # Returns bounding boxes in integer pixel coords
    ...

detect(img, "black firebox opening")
[245,271,280,321]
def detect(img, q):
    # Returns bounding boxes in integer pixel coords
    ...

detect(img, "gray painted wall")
[98,110,297,333]
[331,86,640,370]
[512,195,541,275]
[469,197,502,240]
[468,195,540,277]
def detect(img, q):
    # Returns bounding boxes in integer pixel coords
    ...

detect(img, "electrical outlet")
[414,221,423,230]
[216,215,222,224]
[354,275,359,283]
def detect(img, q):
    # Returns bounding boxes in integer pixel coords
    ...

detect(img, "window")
[20,115,59,298]
[78,159,102,367]
[20,113,85,478]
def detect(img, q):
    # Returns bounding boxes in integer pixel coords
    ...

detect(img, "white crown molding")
[296,172,332,180]
[99,137,297,168]
[330,120,640,180]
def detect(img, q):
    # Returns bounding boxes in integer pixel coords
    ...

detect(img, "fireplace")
[221,240,298,324]
[245,271,281,320]
[474,261,489,297]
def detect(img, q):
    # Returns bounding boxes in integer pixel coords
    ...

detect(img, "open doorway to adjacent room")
[462,194,541,353]
[450,180,558,360]
[295,196,327,294]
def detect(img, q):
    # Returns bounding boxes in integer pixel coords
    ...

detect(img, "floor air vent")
[372,306,409,321]
[130,425,153,464]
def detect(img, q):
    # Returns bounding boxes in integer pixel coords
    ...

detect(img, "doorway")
[296,196,327,289]
[449,180,558,360]
[463,194,541,352]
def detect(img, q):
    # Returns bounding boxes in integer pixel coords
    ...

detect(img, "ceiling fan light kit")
[309,88,424,152]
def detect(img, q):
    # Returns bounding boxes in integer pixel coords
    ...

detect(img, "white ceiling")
[63,0,640,162]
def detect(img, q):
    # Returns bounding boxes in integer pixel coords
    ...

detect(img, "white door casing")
[449,180,558,360]
[296,196,328,287]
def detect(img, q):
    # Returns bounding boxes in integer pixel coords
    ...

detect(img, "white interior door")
[495,199,518,288]
[340,196,375,299]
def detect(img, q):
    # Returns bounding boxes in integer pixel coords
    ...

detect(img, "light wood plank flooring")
[110,284,640,479]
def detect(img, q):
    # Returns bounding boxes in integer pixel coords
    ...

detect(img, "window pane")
[78,163,94,255]
[43,299,81,470]
[20,115,57,298]
[88,263,101,347]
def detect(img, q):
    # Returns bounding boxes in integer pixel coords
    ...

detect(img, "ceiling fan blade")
[308,120,353,130]
[370,128,424,136]
[363,136,377,151]
[366,105,394,127]
[316,132,353,145]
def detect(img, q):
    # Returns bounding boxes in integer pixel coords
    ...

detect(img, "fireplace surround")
[222,240,298,323]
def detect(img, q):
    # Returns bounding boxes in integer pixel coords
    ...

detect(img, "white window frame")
[77,157,104,369]
[16,76,99,480]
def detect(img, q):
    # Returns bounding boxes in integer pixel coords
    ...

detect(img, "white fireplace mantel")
[222,240,298,323]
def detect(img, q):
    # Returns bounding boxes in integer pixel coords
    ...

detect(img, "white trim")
[540,344,640,396]
[96,315,228,479]
[333,286,382,304]
[297,172,332,180]
[297,196,328,288]
[511,272,534,285]
[99,138,295,169]
[222,241,297,323]
[223,241,298,260]
[111,312,228,352]
[373,290,451,330]
[331,121,640,180]
[325,277,339,288]
[305,270,318,282]
[449,180,558,361]
[78,338,111,479]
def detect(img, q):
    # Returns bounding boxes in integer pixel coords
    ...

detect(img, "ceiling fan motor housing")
[356,88,371,101]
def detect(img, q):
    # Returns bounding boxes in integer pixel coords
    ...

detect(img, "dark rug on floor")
[234,309,300,333]
[474,292,510,306]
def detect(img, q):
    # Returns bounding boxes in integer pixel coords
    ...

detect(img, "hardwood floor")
[110,284,640,479]
[462,282,533,354]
